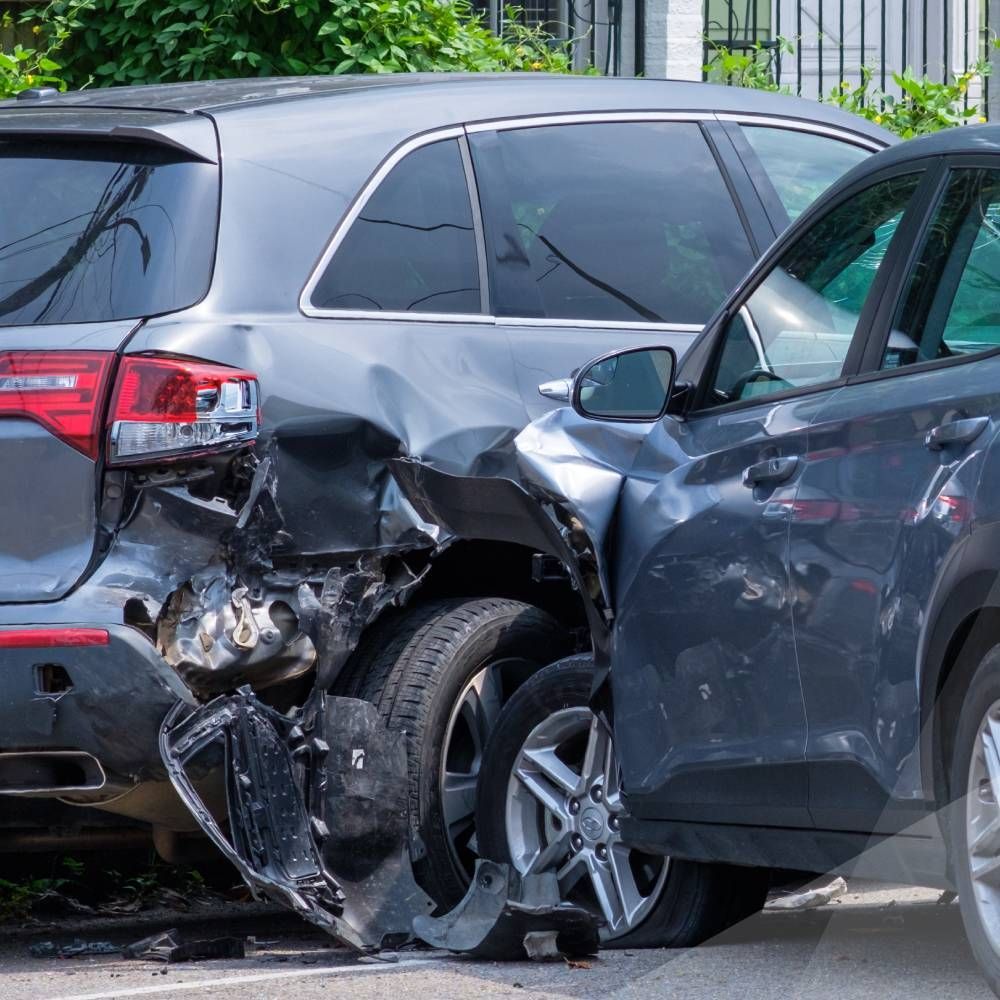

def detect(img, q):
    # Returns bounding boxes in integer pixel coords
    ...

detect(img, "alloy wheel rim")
[504,706,669,940]
[967,699,1000,952]
[439,660,513,881]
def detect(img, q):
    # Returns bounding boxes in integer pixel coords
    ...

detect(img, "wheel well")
[414,539,588,634]
[932,606,1000,806]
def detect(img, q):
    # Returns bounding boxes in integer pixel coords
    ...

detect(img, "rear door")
[0,121,219,601]
[468,116,760,419]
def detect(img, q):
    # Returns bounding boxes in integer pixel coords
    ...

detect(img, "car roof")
[0,74,891,143]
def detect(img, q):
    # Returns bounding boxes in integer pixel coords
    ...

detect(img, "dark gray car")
[0,74,887,940]
[398,125,1000,985]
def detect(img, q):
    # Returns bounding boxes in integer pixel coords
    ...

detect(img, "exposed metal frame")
[299,110,886,331]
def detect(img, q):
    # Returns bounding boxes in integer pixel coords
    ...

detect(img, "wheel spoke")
[586,853,625,931]
[557,851,589,895]
[459,666,504,759]
[520,745,582,797]
[972,852,1000,885]
[971,809,1000,858]
[608,845,645,924]
[441,772,478,832]
[984,722,1000,791]
[526,832,572,875]
[580,718,610,788]
[514,764,570,817]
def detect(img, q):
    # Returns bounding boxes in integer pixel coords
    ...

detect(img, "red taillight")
[108,356,260,464]
[0,351,114,459]
[0,627,109,648]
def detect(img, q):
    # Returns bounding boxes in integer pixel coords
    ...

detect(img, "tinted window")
[883,169,1000,370]
[742,126,871,222]
[0,140,217,327]
[311,139,480,315]
[472,122,754,325]
[707,173,922,407]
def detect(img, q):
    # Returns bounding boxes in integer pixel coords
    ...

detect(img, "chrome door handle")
[925,416,989,451]
[743,455,800,488]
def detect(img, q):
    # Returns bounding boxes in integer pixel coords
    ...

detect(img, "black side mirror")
[571,346,676,422]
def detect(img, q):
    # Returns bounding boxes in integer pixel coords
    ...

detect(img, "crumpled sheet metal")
[159,689,433,952]
[413,860,601,960]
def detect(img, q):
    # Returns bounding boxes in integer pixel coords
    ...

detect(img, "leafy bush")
[0,6,78,98]
[27,0,572,89]
[705,34,991,137]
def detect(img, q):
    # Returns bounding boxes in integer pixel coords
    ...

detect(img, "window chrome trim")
[715,113,887,152]
[464,110,714,133]
[307,309,497,325]
[500,316,703,333]
[299,125,466,318]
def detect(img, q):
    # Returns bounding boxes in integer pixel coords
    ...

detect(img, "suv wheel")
[950,644,1000,993]
[343,598,571,908]
[477,656,770,948]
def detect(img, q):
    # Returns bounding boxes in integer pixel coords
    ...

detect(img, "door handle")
[925,416,989,451]
[743,455,800,488]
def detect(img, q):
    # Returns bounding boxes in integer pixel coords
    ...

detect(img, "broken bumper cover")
[160,688,434,952]
[0,624,194,785]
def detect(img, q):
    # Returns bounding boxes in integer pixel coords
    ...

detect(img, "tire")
[949,643,1000,996]
[343,597,571,909]
[476,655,770,949]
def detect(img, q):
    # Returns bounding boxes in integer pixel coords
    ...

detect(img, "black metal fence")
[704,1,992,108]
[473,0,643,76]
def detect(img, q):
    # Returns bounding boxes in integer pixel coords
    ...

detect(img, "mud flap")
[413,860,602,960]
[160,689,433,952]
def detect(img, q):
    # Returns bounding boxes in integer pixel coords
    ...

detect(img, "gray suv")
[0,74,886,927]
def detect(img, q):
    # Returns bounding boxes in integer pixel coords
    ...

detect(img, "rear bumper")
[0,624,193,789]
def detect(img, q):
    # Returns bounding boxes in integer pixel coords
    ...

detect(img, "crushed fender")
[413,860,601,960]
[160,689,433,952]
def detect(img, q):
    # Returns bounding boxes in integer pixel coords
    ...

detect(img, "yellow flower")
[32,25,41,35]
[531,60,542,70]
[841,81,850,90]
[875,114,883,123]
[981,116,989,123]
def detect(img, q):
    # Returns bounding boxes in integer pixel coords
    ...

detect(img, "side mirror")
[572,346,676,422]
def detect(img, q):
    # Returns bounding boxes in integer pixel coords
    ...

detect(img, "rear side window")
[0,139,218,327]
[471,122,755,326]
[741,126,871,222]
[310,139,481,315]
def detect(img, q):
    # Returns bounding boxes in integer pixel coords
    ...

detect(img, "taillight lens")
[0,351,114,459]
[109,356,259,464]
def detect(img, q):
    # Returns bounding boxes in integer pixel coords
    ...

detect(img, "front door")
[612,165,928,829]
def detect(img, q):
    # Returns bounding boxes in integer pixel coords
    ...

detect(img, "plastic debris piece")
[413,860,601,960]
[765,876,848,911]
[122,928,256,963]
[29,939,119,959]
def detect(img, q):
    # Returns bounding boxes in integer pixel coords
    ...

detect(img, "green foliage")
[706,34,991,137]
[0,2,83,99]
[26,0,572,89]
[703,36,793,93]
[0,857,81,919]
[827,63,989,137]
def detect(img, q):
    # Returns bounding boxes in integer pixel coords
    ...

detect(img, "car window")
[882,169,1000,371]
[311,138,481,315]
[0,139,218,327]
[741,126,872,222]
[706,172,923,408]
[471,122,755,326]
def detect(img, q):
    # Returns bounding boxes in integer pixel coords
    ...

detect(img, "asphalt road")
[1,883,994,1000]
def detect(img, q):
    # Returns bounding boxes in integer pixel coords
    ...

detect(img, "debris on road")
[123,928,257,963]
[28,939,119,959]
[413,860,601,961]
[766,877,849,911]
